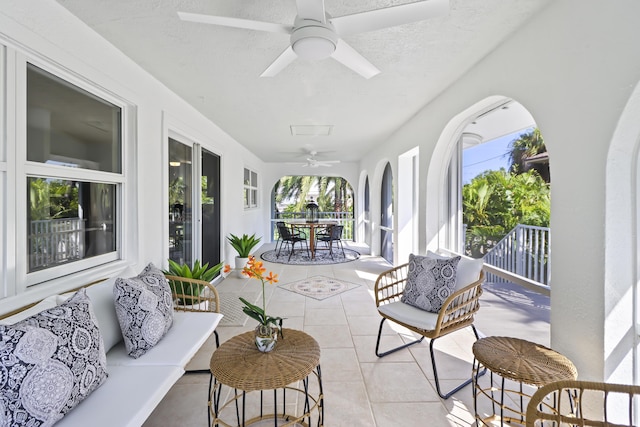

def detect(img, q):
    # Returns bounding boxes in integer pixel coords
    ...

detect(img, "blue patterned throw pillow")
[114,263,174,358]
[401,254,461,313]
[0,288,108,426]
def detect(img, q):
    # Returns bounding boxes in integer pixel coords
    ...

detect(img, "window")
[244,167,258,209]
[0,45,6,288]
[24,63,123,285]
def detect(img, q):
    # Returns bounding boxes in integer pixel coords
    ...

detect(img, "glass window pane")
[27,177,116,273]
[201,149,221,269]
[168,139,192,266]
[251,171,257,187]
[27,64,122,173]
[244,168,250,186]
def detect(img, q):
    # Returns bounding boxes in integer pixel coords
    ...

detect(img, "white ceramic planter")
[235,256,249,278]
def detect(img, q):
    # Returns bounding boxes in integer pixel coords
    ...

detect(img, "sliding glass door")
[168,138,220,268]
[201,148,221,268]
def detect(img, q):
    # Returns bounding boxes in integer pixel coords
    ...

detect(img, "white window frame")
[10,52,131,291]
[0,44,7,297]
[244,167,258,209]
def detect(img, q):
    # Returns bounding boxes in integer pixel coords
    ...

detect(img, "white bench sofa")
[0,270,223,427]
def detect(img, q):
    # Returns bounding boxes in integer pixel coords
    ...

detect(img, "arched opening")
[380,162,394,264]
[428,97,550,291]
[604,79,640,385]
[364,176,371,247]
[270,175,355,241]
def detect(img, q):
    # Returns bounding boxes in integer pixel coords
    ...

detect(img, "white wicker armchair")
[374,262,485,399]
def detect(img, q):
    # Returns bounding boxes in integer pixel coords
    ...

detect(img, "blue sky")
[462,128,533,184]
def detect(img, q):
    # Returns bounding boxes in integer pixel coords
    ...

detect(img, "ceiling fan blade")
[178,11,292,34]
[331,0,449,37]
[295,0,326,23]
[331,40,380,79]
[260,46,297,77]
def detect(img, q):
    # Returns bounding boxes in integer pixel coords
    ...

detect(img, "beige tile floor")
[144,243,551,427]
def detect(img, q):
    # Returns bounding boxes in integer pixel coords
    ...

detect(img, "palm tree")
[508,128,549,182]
[273,175,353,213]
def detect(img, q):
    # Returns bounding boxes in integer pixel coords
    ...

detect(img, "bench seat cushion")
[107,311,223,367]
[54,365,183,427]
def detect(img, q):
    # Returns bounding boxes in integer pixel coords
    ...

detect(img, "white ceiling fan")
[287,151,340,167]
[178,0,449,79]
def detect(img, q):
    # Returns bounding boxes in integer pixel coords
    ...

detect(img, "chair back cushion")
[401,254,460,313]
[427,251,483,289]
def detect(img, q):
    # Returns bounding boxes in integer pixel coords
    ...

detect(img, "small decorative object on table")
[237,256,283,352]
[305,198,319,223]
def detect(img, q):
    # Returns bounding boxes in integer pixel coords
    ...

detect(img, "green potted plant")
[163,259,224,305]
[227,233,261,277]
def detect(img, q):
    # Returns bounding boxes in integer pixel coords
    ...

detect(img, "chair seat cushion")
[378,301,439,331]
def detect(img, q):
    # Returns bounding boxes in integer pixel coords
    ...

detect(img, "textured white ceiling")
[55,0,549,163]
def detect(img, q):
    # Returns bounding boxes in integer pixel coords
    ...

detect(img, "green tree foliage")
[274,175,353,213]
[463,169,550,257]
[29,178,79,220]
[508,128,549,182]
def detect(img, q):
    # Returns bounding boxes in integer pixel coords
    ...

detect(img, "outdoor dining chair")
[315,224,345,259]
[276,222,310,261]
[374,253,485,399]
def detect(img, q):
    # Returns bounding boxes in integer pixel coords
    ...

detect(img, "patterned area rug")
[218,293,249,327]
[261,248,360,265]
[278,276,360,300]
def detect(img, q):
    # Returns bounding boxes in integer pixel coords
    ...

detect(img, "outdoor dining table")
[285,220,338,259]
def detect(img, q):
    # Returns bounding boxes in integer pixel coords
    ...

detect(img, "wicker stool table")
[209,328,323,427]
[472,336,577,426]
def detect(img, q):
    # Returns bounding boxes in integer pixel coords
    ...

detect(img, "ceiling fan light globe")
[291,23,338,60]
[293,37,335,60]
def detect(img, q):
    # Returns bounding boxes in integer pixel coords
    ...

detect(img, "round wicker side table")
[472,336,577,426]
[209,328,323,427]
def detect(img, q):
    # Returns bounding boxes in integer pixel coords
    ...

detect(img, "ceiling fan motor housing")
[290,18,339,60]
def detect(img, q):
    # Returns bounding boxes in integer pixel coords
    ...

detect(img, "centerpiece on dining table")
[227,256,283,352]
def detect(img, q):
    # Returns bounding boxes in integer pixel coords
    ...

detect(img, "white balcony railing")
[29,218,85,271]
[483,224,551,287]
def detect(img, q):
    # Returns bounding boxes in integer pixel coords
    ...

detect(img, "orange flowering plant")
[233,256,283,330]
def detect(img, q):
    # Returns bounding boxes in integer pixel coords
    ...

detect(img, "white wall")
[0,0,270,310]
[360,0,640,381]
